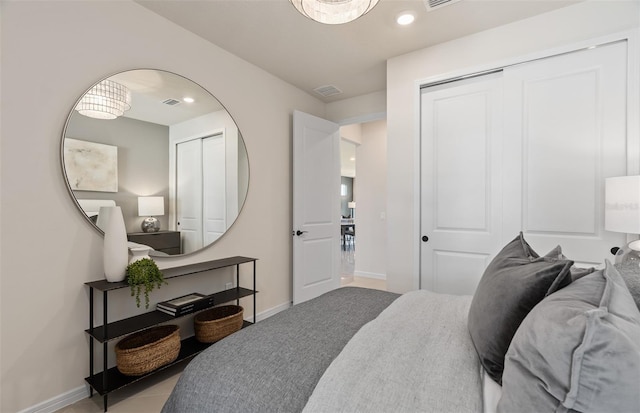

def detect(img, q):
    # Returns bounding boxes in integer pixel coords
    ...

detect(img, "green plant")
[126,258,167,309]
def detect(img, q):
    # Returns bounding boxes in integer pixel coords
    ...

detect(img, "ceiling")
[137,0,578,103]
[111,69,225,126]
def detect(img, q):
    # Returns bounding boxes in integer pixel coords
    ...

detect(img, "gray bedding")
[161,287,399,413]
[303,290,482,412]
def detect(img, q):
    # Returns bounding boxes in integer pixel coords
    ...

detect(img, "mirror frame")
[60,68,250,256]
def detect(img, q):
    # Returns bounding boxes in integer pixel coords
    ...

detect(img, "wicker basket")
[194,305,244,343]
[115,325,180,376]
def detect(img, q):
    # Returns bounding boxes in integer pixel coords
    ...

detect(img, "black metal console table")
[84,256,258,411]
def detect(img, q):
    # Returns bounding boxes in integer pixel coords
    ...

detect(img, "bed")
[162,234,640,413]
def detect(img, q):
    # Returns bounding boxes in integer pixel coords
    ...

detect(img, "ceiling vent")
[162,98,181,106]
[313,85,343,98]
[424,0,461,12]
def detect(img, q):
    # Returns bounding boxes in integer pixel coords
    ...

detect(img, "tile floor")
[57,249,385,413]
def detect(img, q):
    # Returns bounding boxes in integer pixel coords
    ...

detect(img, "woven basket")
[115,325,180,376]
[194,305,244,343]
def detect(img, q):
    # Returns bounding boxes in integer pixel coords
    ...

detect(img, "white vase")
[129,246,151,264]
[102,206,128,282]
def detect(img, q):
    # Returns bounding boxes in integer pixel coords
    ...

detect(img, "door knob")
[295,230,308,236]
[422,235,429,242]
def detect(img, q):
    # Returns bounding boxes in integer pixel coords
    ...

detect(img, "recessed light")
[183,97,195,103]
[396,12,415,26]
[350,157,356,161]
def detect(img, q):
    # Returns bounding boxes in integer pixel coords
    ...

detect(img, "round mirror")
[61,69,249,256]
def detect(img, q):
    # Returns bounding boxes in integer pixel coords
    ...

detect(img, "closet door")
[176,139,204,253]
[420,73,504,294]
[203,135,226,244]
[502,42,627,266]
[420,42,629,294]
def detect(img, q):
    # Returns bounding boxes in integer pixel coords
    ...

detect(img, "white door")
[501,42,627,266]
[176,139,203,253]
[420,42,628,294]
[203,135,226,245]
[420,73,504,294]
[293,110,341,305]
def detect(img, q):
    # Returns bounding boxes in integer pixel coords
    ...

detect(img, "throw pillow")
[498,261,640,413]
[467,232,573,384]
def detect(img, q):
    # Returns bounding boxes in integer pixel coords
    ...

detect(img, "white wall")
[386,0,640,293]
[0,1,324,412]
[354,120,387,280]
[326,90,386,125]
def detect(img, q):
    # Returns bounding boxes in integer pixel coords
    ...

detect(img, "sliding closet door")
[176,139,204,253]
[420,41,629,294]
[420,73,504,294]
[202,135,226,245]
[502,42,627,266]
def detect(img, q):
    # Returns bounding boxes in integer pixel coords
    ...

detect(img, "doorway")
[339,121,388,291]
[340,139,357,285]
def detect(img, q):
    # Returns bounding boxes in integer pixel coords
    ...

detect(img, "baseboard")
[18,385,88,413]
[246,301,291,323]
[353,271,387,280]
[20,301,292,413]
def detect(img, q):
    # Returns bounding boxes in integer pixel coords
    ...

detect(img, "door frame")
[414,29,640,289]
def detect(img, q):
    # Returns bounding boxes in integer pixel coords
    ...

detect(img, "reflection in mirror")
[62,69,249,256]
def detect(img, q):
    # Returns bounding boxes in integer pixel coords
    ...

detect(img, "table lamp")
[138,196,164,233]
[605,176,640,263]
[348,201,356,219]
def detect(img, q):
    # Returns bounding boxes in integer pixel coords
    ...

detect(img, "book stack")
[156,293,214,317]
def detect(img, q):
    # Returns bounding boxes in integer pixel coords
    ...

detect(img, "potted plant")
[126,258,167,309]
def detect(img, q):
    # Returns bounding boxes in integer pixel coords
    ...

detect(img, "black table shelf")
[85,256,257,411]
[85,256,256,291]
[85,323,252,395]
[86,287,256,342]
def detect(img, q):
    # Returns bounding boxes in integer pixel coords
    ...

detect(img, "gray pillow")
[498,261,640,413]
[468,233,573,384]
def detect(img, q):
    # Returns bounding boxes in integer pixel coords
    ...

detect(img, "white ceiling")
[111,69,224,126]
[137,0,578,103]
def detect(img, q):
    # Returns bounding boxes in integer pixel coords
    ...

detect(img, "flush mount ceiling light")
[290,0,380,25]
[396,11,415,26]
[75,79,131,120]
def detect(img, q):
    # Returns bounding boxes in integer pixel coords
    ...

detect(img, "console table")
[84,256,257,411]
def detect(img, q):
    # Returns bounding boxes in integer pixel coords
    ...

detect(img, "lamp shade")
[605,176,640,233]
[138,196,165,217]
[75,79,131,120]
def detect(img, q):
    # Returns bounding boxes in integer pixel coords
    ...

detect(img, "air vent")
[424,0,461,12]
[313,85,343,98]
[162,98,181,106]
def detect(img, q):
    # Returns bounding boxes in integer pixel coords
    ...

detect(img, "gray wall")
[341,176,354,217]
[65,113,170,233]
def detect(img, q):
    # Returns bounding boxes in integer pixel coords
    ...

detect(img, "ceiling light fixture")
[75,79,131,120]
[396,12,415,26]
[290,0,380,25]
[183,97,195,103]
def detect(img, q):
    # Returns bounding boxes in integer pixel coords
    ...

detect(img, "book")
[156,293,214,317]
